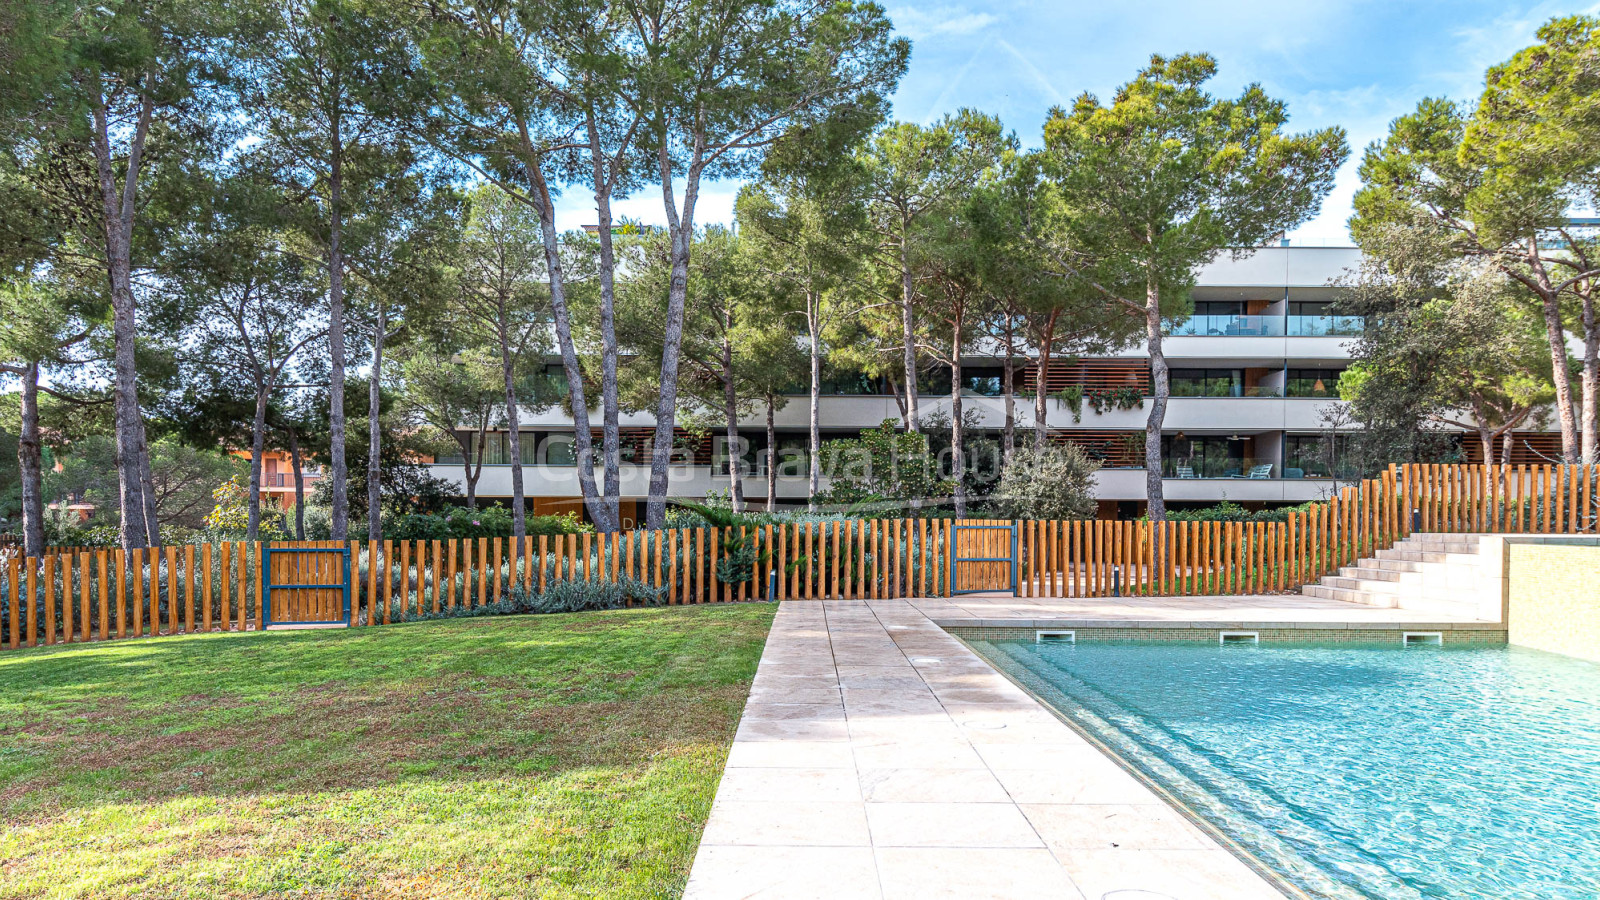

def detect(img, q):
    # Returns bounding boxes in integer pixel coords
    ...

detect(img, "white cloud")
[887,4,997,41]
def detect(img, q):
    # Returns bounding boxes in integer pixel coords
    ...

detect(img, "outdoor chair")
[1176,464,1196,479]
[1248,464,1273,479]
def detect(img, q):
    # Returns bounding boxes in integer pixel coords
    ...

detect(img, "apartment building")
[427,245,1553,521]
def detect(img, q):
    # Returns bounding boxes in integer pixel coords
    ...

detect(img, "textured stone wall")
[1507,543,1600,663]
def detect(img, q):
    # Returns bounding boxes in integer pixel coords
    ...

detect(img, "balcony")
[1163,457,1278,480]
[262,472,321,489]
[1165,313,1363,338]
[1288,314,1363,336]
[1166,314,1283,337]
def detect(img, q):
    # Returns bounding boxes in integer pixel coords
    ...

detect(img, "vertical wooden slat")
[1586,465,1595,533]
[77,553,91,641]
[215,543,229,633]
[252,543,263,631]
[58,553,74,643]
[42,554,56,646]
[27,557,39,647]
[162,546,176,635]
[182,546,195,634]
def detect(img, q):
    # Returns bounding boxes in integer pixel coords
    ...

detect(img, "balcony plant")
[1086,386,1144,414]
[1052,385,1085,423]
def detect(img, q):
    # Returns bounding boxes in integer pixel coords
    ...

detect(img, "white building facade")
[429,246,1552,525]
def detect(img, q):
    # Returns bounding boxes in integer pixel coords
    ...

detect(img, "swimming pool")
[968,639,1600,900]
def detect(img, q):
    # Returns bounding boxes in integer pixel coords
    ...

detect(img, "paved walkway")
[684,599,1292,900]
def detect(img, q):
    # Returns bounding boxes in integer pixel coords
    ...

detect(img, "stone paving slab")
[684,599,1289,900]
[913,591,1494,625]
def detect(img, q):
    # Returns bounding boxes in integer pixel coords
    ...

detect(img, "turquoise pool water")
[970,639,1600,900]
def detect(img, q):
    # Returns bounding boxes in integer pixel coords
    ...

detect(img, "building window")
[1160,434,1265,478]
[1287,301,1362,336]
[1170,368,1244,398]
[437,431,508,466]
[920,367,1007,397]
[1283,434,1359,479]
[818,369,890,395]
[543,433,576,466]
[1285,368,1344,398]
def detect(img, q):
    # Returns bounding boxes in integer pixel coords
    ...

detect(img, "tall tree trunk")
[765,397,777,510]
[288,429,306,541]
[645,149,701,529]
[459,429,484,509]
[899,233,919,431]
[1502,429,1514,468]
[1144,278,1170,522]
[721,324,744,512]
[1032,311,1058,449]
[18,362,44,558]
[1537,292,1580,464]
[1581,287,1598,465]
[367,310,386,542]
[1479,427,1496,469]
[524,167,608,531]
[807,298,822,512]
[499,319,527,552]
[247,389,269,541]
[1002,313,1015,462]
[327,118,349,539]
[135,415,160,546]
[587,113,623,532]
[951,322,966,518]
[886,369,906,423]
[91,94,152,552]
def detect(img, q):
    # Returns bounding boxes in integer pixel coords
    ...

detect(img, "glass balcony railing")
[1287,314,1363,336]
[1165,314,1365,337]
[1166,315,1284,337]
[1164,457,1279,480]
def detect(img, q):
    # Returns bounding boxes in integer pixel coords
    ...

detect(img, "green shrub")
[530,576,665,613]
[398,576,665,622]
[382,507,591,541]
[989,443,1100,521]
[1160,500,1318,523]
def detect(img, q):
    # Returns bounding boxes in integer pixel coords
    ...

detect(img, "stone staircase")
[1302,533,1496,621]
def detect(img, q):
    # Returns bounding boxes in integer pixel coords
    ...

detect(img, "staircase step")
[1339,565,1422,583]
[1302,583,1398,608]
[1303,532,1493,619]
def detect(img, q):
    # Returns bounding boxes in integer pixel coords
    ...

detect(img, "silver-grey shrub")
[990,443,1101,521]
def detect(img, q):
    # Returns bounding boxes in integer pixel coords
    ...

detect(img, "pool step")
[1302,533,1496,621]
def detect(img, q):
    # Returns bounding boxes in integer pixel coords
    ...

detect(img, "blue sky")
[555,0,1600,244]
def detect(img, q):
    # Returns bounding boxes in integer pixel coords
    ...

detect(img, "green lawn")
[0,604,776,899]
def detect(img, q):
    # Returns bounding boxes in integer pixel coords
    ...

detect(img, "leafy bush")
[814,420,955,508]
[989,443,1100,520]
[399,576,665,622]
[529,576,665,613]
[1160,500,1318,523]
[382,506,591,541]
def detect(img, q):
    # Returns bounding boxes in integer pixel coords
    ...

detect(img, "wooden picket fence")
[0,463,1595,651]
[0,522,957,651]
[1017,462,1600,598]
